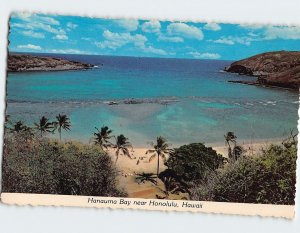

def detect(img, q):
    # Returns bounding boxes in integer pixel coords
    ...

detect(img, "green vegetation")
[165,143,226,185]
[146,136,172,178]
[113,134,133,164]
[2,115,297,204]
[55,114,71,141]
[190,136,297,205]
[2,116,126,197]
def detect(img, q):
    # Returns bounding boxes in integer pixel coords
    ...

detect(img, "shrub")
[165,143,226,185]
[191,143,297,205]
[2,134,127,197]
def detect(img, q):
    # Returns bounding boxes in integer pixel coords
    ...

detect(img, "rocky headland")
[7,54,94,72]
[225,51,300,90]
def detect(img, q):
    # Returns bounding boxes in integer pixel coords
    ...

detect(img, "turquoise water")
[6,54,299,146]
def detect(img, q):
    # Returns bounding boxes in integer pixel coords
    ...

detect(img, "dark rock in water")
[7,54,94,72]
[225,51,300,90]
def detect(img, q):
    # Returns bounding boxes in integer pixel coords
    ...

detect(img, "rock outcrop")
[7,54,94,72]
[225,51,300,90]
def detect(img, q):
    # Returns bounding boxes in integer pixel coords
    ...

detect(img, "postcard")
[1,12,299,218]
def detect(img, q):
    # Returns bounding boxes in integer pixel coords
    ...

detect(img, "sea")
[6,54,299,147]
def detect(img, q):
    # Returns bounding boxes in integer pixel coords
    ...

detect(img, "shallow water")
[6,54,299,147]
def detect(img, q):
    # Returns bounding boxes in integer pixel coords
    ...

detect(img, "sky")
[8,12,300,60]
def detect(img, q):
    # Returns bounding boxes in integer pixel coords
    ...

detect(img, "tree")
[93,126,113,150]
[113,134,133,164]
[135,172,157,185]
[156,169,189,199]
[224,132,236,161]
[55,114,71,141]
[165,143,226,185]
[34,116,54,137]
[146,136,172,179]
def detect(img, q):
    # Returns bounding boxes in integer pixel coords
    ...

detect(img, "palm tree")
[93,126,113,150]
[156,169,189,199]
[55,114,71,141]
[146,136,172,179]
[34,116,54,137]
[9,121,28,133]
[113,134,133,164]
[135,172,157,185]
[224,132,237,161]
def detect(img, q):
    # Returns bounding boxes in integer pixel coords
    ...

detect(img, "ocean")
[6,54,299,147]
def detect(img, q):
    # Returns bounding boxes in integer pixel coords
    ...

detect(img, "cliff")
[7,54,94,72]
[225,51,300,90]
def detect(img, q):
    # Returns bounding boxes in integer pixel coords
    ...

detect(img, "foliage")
[165,143,226,185]
[135,172,157,185]
[156,169,189,199]
[191,142,297,205]
[55,114,71,141]
[113,134,133,164]
[2,133,127,197]
[93,126,113,150]
[34,116,55,137]
[146,136,172,177]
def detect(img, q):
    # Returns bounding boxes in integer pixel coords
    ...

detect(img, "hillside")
[225,51,300,90]
[7,54,94,72]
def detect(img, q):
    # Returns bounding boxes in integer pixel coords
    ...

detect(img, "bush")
[165,143,226,185]
[191,143,297,205]
[2,133,127,197]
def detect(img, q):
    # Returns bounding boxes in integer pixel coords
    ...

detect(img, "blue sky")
[9,12,300,60]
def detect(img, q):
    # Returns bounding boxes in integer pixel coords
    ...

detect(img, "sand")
[107,139,282,199]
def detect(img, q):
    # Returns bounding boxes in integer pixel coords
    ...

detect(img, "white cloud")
[21,30,45,39]
[48,49,88,54]
[157,34,184,42]
[141,20,161,33]
[115,19,139,31]
[95,30,147,50]
[213,38,235,45]
[240,24,300,40]
[204,23,221,31]
[12,13,60,25]
[167,23,204,40]
[17,44,42,50]
[141,46,168,55]
[67,22,78,30]
[264,26,300,40]
[54,34,68,40]
[188,52,220,59]
[211,36,255,46]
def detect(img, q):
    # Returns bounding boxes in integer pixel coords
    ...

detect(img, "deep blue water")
[6,54,299,146]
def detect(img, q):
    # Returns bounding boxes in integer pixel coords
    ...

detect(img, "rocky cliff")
[225,51,300,90]
[7,54,94,72]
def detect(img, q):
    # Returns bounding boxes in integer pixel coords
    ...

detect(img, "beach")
[109,139,282,199]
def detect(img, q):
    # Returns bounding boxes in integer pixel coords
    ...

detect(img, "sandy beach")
[107,139,282,199]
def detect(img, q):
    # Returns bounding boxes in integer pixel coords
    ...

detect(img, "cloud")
[213,38,235,45]
[167,23,204,40]
[188,52,220,59]
[141,20,161,33]
[141,46,168,55]
[264,26,300,40]
[240,24,300,40]
[54,34,68,40]
[115,19,139,31]
[210,36,255,46]
[48,49,89,54]
[21,30,45,39]
[95,30,147,50]
[67,22,78,30]
[157,34,184,42]
[12,13,60,25]
[204,23,221,31]
[17,44,42,50]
